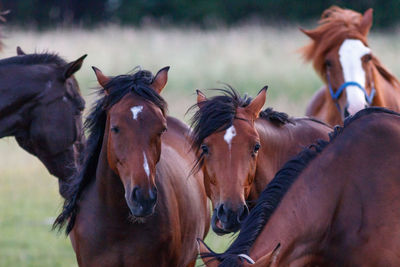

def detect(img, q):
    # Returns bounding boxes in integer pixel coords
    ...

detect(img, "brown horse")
[54,67,209,266]
[189,87,331,235]
[200,107,400,266]
[0,50,86,197]
[301,6,400,126]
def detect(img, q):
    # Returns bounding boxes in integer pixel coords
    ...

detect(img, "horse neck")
[251,119,328,200]
[249,156,341,265]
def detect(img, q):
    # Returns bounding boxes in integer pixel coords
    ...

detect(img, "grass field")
[1,25,400,266]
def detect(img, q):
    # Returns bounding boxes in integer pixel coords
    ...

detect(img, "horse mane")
[301,6,368,79]
[203,106,400,266]
[0,52,67,67]
[188,86,252,170]
[53,69,167,234]
[259,108,294,125]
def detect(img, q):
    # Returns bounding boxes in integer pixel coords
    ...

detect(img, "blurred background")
[1,1,400,266]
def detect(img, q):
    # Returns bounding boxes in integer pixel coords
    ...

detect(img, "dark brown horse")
[301,6,400,126]
[54,67,209,266]
[200,107,400,266]
[189,87,331,235]
[0,50,86,197]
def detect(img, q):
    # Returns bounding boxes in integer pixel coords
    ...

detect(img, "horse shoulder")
[157,143,210,265]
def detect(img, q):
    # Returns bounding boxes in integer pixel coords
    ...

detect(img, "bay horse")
[0,50,86,197]
[189,87,331,235]
[54,67,209,266]
[200,107,400,266]
[301,6,400,126]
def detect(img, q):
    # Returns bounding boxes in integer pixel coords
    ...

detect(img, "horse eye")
[159,127,167,135]
[253,143,261,153]
[364,54,372,62]
[111,126,120,133]
[325,60,332,68]
[201,144,209,154]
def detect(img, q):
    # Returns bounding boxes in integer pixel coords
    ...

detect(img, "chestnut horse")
[301,6,400,126]
[189,87,331,235]
[54,67,209,266]
[0,50,86,197]
[200,107,400,266]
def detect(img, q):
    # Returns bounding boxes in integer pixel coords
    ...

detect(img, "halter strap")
[238,254,255,264]
[326,70,376,105]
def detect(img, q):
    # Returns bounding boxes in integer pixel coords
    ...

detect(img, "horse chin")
[211,212,238,236]
[128,213,148,224]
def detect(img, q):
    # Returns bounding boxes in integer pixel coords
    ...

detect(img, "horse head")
[93,66,169,218]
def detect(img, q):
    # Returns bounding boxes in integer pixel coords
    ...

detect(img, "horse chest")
[73,198,176,266]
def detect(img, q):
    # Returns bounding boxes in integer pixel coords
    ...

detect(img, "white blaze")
[130,106,143,120]
[143,151,150,178]
[338,39,371,115]
[224,125,236,150]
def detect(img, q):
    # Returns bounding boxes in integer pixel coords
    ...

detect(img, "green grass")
[1,25,400,266]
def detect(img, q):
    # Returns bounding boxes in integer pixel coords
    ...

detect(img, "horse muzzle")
[126,186,158,218]
[211,203,249,235]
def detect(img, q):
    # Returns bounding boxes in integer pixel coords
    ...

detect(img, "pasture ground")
[1,25,400,266]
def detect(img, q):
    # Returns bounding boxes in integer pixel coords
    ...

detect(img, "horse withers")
[200,107,400,266]
[0,49,86,197]
[54,67,209,266]
[189,87,331,235]
[301,6,400,126]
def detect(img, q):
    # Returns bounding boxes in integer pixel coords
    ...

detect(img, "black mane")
[0,52,67,67]
[203,107,399,266]
[259,107,294,125]
[53,69,167,234]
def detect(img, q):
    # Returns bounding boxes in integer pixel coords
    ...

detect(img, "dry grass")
[1,25,400,266]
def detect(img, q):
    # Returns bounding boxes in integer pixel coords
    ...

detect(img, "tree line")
[1,0,398,29]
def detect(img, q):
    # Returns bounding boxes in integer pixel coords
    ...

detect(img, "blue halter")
[327,70,376,105]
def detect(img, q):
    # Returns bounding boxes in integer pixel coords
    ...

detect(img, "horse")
[189,87,331,235]
[301,6,400,126]
[199,107,400,266]
[0,50,86,198]
[53,67,210,266]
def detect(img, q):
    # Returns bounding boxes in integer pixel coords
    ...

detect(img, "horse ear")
[196,89,207,109]
[150,66,170,94]
[299,27,319,40]
[245,243,281,267]
[197,239,219,267]
[64,54,87,79]
[245,86,268,118]
[359,8,373,36]
[92,66,111,91]
[16,46,26,55]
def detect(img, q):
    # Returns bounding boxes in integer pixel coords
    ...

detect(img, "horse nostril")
[149,187,157,202]
[132,186,141,203]
[217,204,225,218]
[344,104,350,118]
[237,204,249,223]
